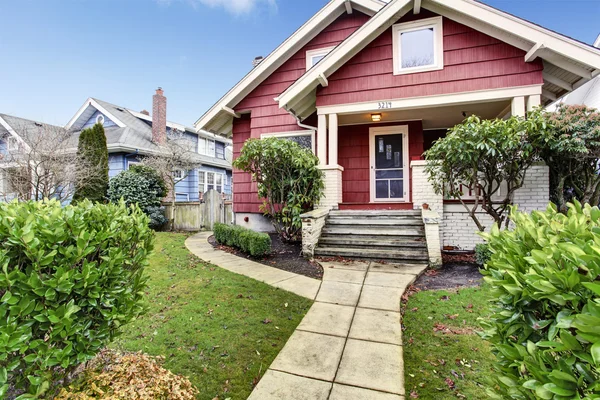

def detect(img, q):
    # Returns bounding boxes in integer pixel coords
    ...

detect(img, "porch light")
[371,113,382,122]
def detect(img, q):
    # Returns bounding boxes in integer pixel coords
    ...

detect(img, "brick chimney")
[152,87,167,144]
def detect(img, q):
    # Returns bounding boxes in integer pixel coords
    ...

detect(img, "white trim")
[525,43,545,63]
[369,125,410,203]
[413,0,421,14]
[392,16,443,75]
[65,98,126,130]
[222,106,240,118]
[194,0,384,133]
[96,114,105,126]
[306,46,336,71]
[260,130,316,154]
[542,89,557,101]
[0,115,30,152]
[345,0,353,14]
[175,192,190,201]
[317,85,543,115]
[595,34,600,49]
[543,72,573,91]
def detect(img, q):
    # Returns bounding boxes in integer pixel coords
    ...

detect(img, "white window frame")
[306,47,335,71]
[260,130,316,154]
[392,16,444,76]
[173,169,184,180]
[7,136,18,151]
[96,114,105,125]
[199,170,225,194]
[198,137,216,157]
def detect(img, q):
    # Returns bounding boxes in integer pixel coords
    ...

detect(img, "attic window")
[392,17,443,75]
[7,137,18,151]
[306,47,335,71]
[96,114,105,125]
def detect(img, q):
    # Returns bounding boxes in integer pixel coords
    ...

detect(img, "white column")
[317,114,327,166]
[527,95,541,113]
[511,96,526,117]
[328,113,338,166]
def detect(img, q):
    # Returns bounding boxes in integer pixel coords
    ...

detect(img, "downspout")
[123,149,140,170]
[290,110,317,131]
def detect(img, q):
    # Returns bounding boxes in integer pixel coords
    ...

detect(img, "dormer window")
[392,17,443,75]
[306,47,335,70]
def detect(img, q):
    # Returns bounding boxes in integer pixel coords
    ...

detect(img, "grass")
[402,284,496,399]
[112,232,313,400]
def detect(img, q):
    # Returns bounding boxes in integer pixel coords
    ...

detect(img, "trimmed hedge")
[213,223,271,257]
[480,201,600,399]
[0,199,153,397]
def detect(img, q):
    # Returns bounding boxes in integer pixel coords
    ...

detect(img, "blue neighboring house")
[0,89,232,202]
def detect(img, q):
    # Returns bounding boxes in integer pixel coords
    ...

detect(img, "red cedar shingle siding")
[232,12,370,213]
[338,121,423,204]
[232,10,544,213]
[316,11,544,107]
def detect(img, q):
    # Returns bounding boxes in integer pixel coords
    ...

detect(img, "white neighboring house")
[548,34,600,111]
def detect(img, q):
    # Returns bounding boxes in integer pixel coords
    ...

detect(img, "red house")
[195,0,600,261]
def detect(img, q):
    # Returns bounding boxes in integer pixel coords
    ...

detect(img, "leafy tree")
[72,123,109,203]
[108,167,168,229]
[425,113,547,231]
[530,104,600,212]
[233,137,324,242]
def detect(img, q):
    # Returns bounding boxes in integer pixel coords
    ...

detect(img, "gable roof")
[194,0,387,135]
[277,0,600,116]
[0,113,66,152]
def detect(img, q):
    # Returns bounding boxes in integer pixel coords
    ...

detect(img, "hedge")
[0,199,153,398]
[213,223,271,257]
[480,201,600,399]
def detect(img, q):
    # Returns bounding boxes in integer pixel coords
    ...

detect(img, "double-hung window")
[392,16,443,75]
[198,171,206,194]
[198,137,216,157]
[199,171,225,195]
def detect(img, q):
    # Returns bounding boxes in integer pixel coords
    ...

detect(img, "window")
[306,47,335,71]
[199,171,225,195]
[215,142,225,159]
[7,137,18,151]
[96,114,105,125]
[392,17,443,75]
[173,169,184,180]
[260,130,315,153]
[198,137,216,156]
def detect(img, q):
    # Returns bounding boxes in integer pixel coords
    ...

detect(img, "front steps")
[314,210,429,263]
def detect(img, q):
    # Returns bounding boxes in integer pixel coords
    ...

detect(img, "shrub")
[72,123,109,203]
[108,167,167,229]
[55,349,198,400]
[480,201,600,399]
[213,223,271,257]
[232,137,324,242]
[474,243,491,266]
[0,200,153,397]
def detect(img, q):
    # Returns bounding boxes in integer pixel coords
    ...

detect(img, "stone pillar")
[318,165,344,209]
[410,160,443,215]
[300,208,330,258]
[317,114,327,166]
[422,209,442,267]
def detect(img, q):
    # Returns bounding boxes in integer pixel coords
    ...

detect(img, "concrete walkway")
[185,232,427,400]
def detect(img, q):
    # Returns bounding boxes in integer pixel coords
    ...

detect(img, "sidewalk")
[185,232,427,400]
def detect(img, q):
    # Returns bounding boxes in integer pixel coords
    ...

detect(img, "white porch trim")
[368,125,410,203]
[65,98,126,130]
[316,85,543,116]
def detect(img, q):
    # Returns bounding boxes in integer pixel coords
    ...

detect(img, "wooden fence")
[163,190,233,231]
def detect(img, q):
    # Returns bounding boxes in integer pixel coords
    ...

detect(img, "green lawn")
[403,284,496,399]
[112,232,313,400]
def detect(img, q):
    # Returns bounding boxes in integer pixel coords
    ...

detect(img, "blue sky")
[0,0,598,127]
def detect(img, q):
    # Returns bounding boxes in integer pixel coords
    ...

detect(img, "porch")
[314,86,542,211]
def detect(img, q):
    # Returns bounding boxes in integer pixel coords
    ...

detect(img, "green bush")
[474,243,491,266]
[108,167,167,229]
[480,201,600,399]
[0,199,153,397]
[213,223,271,257]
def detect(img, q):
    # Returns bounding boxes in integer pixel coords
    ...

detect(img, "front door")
[369,126,409,202]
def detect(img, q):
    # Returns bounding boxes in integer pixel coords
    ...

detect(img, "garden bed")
[413,262,483,290]
[208,233,323,279]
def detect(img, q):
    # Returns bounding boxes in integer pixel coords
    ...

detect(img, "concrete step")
[321,226,424,236]
[318,235,427,248]
[313,246,429,262]
[327,218,423,226]
[329,210,421,218]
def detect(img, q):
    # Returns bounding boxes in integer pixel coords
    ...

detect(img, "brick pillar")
[152,87,167,144]
[318,165,344,210]
[513,163,550,213]
[410,160,443,215]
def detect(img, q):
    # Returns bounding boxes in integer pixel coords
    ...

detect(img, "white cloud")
[158,0,277,15]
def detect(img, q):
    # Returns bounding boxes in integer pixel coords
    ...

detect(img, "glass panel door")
[373,134,405,200]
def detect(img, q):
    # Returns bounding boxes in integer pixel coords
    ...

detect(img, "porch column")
[328,113,338,166]
[318,113,343,210]
[317,114,327,166]
[511,96,526,117]
[527,95,541,113]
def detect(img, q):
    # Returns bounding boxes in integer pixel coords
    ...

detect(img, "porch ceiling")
[337,99,510,129]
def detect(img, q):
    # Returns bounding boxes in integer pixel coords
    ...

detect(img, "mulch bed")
[208,233,323,280]
[413,257,483,291]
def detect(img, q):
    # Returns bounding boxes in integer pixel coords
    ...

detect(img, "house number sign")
[378,101,392,109]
